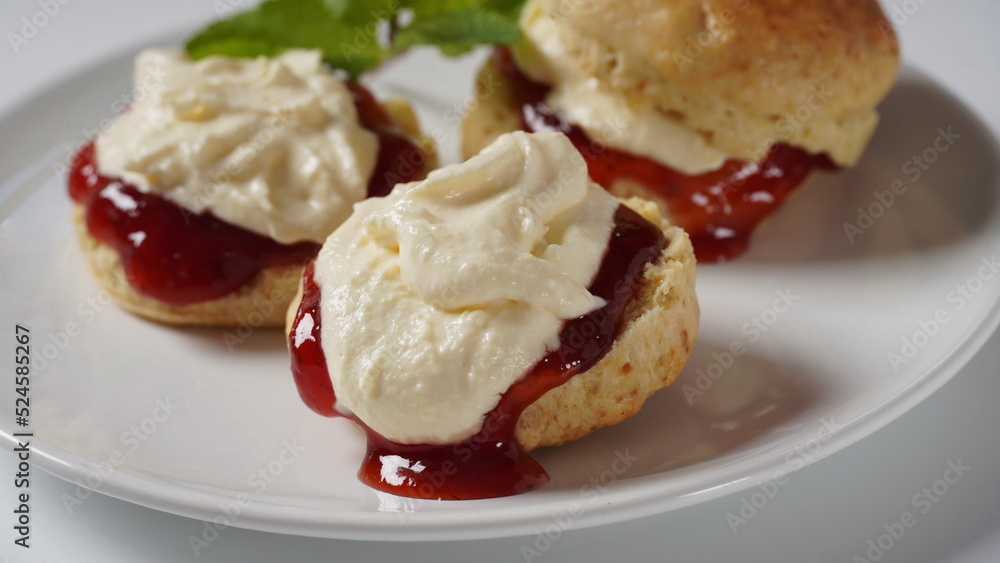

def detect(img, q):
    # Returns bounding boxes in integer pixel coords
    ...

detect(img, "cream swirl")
[312,131,618,444]
[96,48,377,244]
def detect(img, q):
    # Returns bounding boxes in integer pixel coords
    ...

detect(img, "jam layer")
[69,141,320,306]
[492,47,837,262]
[289,204,666,499]
[346,82,428,198]
[68,83,425,306]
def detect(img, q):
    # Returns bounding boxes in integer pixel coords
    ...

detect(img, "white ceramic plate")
[1,43,999,542]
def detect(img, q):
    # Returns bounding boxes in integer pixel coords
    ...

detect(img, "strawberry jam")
[492,47,838,262]
[289,204,665,499]
[68,83,425,306]
[346,82,428,198]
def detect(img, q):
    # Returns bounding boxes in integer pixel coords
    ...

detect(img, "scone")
[68,49,436,326]
[287,131,698,499]
[462,0,900,261]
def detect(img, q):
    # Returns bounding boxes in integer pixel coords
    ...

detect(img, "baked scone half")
[68,49,436,326]
[462,0,900,261]
[516,195,696,451]
[286,131,698,499]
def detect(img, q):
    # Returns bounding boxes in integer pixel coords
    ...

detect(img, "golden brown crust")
[516,197,698,450]
[510,0,899,166]
[73,99,436,327]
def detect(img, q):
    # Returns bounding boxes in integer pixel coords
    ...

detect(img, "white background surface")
[1,1,999,562]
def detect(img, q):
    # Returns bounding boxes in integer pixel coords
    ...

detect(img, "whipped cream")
[96,48,378,244]
[516,7,730,175]
[312,131,619,444]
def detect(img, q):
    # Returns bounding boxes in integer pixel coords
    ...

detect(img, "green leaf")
[407,0,524,19]
[187,0,389,78]
[186,0,527,76]
[395,8,522,56]
[322,0,400,25]
[321,0,351,17]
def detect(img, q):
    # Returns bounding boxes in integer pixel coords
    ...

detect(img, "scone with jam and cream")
[462,0,900,261]
[68,48,436,326]
[287,131,698,499]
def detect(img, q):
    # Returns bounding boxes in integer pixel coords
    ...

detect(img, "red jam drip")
[289,205,666,499]
[491,47,838,262]
[67,83,425,306]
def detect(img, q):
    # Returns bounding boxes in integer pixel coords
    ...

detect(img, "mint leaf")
[186,0,526,76]
[407,0,524,19]
[322,0,351,17]
[187,0,388,78]
[395,8,522,56]
[321,0,396,24]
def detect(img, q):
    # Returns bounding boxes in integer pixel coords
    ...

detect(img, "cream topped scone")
[69,48,436,326]
[462,0,900,261]
[288,131,698,499]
